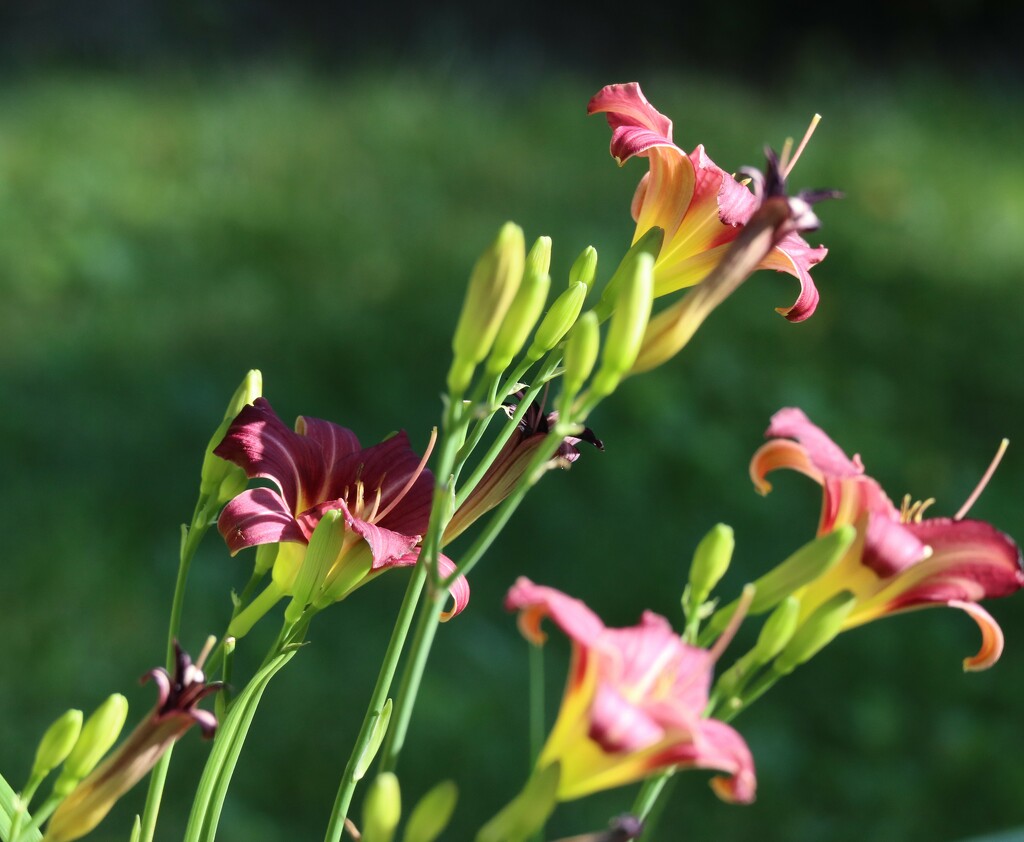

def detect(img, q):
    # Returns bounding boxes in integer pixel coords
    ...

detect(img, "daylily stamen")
[195,635,217,670]
[900,495,937,524]
[781,114,822,179]
[955,438,1009,520]
[375,426,438,523]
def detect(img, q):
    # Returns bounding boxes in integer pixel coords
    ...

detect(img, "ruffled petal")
[587,83,677,164]
[294,414,362,486]
[214,398,327,514]
[589,681,665,752]
[764,408,864,478]
[756,233,828,322]
[505,577,607,646]
[218,487,306,554]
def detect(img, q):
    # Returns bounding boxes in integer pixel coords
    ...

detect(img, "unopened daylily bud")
[687,524,735,607]
[32,709,83,778]
[285,510,346,624]
[404,780,459,842]
[594,227,663,321]
[774,592,856,675]
[589,252,654,397]
[199,370,262,505]
[55,695,129,795]
[448,222,526,395]
[752,596,801,664]
[568,246,598,292]
[561,311,600,404]
[527,281,588,360]
[486,237,552,376]
[362,772,402,842]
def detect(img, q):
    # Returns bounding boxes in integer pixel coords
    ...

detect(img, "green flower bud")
[560,311,600,405]
[199,370,262,505]
[568,246,598,292]
[253,542,278,576]
[404,780,458,842]
[774,592,856,675]
[589,252,654,397]
[687,524,735,608]
[362,772,402,842]
[593,227,663,321]
[448,222,526,395]
[752,596,801,664]
[354,699,393,782]
[704,526,855,640]
[55,695,129,795]
[527,282,587,361]
[285,510,346,624]
[485,237,552,376]
[32,709,83,778]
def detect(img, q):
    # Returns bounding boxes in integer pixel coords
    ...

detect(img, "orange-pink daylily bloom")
[588,82,827,321]
[506,578,756,803]
[751,408,1024,670]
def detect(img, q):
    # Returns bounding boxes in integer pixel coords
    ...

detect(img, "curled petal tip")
[951,599,1005,671]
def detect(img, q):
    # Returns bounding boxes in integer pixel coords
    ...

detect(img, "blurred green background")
[2,5,1023,841]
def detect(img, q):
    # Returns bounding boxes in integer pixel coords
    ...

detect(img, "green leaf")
[353,699,393,782]
[0,770,42,842]
[475,763,560,842]
[183,648,297,842]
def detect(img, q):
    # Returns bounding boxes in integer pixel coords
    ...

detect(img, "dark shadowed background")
[1,4,1023,841]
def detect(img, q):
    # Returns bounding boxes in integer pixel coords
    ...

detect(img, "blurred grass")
[0,64,1022,841]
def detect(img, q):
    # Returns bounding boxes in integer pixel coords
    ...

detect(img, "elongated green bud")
[486,237,552,376]
[594,227,663,321]
[354,699,393,782]
[448,223,526,395]
[55,695,129,794]
[704,526,856,641]
[199,369,263,505]
[589,252,654,397]
[253,542,278,576]
[32,709,83,778]
[561,311,600,405]
[404,780,459,842]
[568,246,598,291]
[362,772,402,842]
[285,510,346,623]
[774,592,856,675]
[687,524,734,608]
[752,596,801,664]
[527,282,587,361]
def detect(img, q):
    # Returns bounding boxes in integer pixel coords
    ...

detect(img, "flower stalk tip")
[448,222,527,395]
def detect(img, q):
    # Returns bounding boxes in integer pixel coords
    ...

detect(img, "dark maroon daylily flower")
[45,644,221,842]
[445,392,603,543]
[215,398,468,618]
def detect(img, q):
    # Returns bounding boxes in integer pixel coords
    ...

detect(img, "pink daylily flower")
[588,82,827,322]
[750,408,1024,669]
[215,398,468,616]
[506,578,756,803]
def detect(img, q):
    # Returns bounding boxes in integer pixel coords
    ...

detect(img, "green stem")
[138,500,212,842]
[382,424,570,779]
[322,402,467,842]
